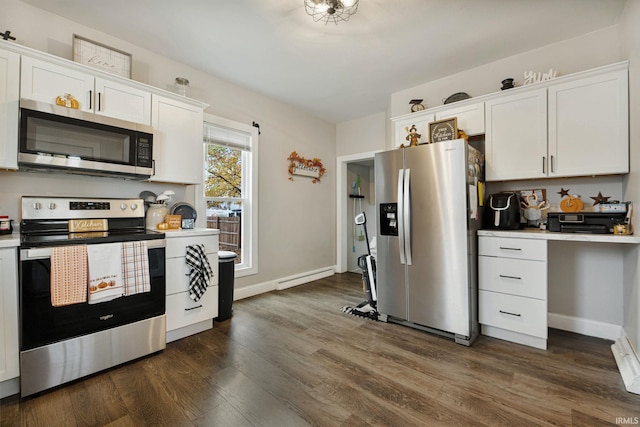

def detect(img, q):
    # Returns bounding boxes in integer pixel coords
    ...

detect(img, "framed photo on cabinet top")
[72,34,132,78]
[429,117,458,143]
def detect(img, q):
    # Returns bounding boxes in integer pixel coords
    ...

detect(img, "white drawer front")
[479,256,547,299]
[479,290,547,338]
[166,235,219,258]
[166,287,218,332]
[479,236,547,260]
[166,253,219,295]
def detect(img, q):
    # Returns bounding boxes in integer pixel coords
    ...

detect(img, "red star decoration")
[558,188,570,197]
[590,192,610,205]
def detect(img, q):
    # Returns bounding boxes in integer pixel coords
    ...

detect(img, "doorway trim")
[336,150,382,273]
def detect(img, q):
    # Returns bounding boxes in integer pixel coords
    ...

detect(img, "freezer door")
[404,139,471,336]
[375,148,407,320]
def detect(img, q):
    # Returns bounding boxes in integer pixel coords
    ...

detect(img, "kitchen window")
[201,114,258,277]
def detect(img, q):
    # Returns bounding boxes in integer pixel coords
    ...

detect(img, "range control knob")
[130,203,138,211]
[48,202,56,210]
[33,202,42,210]
[120,203,128,211]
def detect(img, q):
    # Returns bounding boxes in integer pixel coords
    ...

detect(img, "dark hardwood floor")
[2,272,639,426]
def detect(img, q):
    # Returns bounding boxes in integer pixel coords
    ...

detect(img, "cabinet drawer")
[166,287,218,332]
[166,253,218,295]
[479,256,547,299]
[479,236,547,260]
[479,290,547,338]
[166,235,218,258]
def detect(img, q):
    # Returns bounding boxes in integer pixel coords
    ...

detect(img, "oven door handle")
[21,239,166,260]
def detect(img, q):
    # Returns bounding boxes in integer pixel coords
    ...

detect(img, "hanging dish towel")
[50,245,88,307]
[185,244,213,302]
[122,241,151,296]
[87,243,124,304]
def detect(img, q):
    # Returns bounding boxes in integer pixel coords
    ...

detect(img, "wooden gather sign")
[287,151,326,183]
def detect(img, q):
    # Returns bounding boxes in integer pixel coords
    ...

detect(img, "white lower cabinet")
[478,236,548,349]
[165,231,219,343]
[0,247,19,398]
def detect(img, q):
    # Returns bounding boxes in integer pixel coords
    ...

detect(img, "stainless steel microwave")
[18,100,154,179]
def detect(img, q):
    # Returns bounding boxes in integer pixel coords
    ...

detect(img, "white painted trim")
[612,331,640,395]
[234,267,336,300]
[0,377,19,399]
[336,150,382,273]
[548,313,622,341]
[276,267,334,290]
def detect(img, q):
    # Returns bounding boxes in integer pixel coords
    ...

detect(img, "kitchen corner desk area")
[477,228,640,350]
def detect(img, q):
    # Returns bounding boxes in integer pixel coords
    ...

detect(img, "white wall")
[336,111,386,157]
[619,0,640,355]
[0,0,337,293]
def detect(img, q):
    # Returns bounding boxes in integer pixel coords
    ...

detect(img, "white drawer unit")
[478,236,548,349]
[164,230,219,343]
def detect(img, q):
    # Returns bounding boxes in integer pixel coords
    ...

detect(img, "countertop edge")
[162,228,220,238]
[477,229,640,244]
[0,234,20,248]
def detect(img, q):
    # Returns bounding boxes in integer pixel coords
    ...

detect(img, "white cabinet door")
[0,48,19,170]
[21,56,94,112]
[95,78,152,125]
[150,95,204,184]
[392,112,434,147]
[548,69,629,177]
[485,89,547,181]
[435,102,485,136]
[0,248,19,383]
[21,56,152,125]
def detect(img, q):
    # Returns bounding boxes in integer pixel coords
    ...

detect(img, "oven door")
[19,239,166,351]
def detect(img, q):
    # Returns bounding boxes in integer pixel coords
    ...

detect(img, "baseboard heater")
[275,267,334,290]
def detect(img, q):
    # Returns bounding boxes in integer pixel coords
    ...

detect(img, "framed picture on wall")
[72,34,132,78]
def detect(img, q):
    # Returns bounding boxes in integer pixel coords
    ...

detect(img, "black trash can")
[217,250,237,321]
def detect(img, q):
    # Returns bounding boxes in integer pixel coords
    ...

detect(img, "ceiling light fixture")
[304,0,359,25]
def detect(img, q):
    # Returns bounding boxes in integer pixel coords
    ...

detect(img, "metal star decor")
[558,188,570,197]
[590,191,610,205]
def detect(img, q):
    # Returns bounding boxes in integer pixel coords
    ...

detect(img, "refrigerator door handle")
[404,168,412,265]
[397,169,406,265]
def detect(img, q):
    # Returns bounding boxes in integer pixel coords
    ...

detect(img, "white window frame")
[197,113,258,277]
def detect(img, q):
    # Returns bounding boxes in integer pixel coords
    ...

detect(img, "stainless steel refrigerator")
[375,138,484,345]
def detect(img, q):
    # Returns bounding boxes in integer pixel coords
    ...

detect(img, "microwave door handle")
[404,168,412,266]
[397,169,406,265]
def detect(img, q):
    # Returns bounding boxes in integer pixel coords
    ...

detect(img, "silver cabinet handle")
[542,156,546,174]
[499,310,521,317]
[550,155,555,173]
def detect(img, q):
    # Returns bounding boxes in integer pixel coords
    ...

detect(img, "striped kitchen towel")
[185,244,213,302]
[122,241,151,296]
[50,245,88,307]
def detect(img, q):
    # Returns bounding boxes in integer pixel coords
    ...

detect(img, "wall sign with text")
[73,34,132,78]
[287,151,326,183]
[429,117,458,143]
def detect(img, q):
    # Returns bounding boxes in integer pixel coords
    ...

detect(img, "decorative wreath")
[287,151,326,183]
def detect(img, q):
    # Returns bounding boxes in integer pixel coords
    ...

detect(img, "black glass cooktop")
[20,229,165,248]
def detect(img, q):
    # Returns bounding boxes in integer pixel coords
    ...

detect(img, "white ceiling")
[21,0,627,123]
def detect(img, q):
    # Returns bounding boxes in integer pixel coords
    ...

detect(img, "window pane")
[205,144,242,198]
[206,200,242,264]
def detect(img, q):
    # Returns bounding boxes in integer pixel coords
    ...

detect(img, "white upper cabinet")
[0,48,19,170]
[484,62,629,181]
[485,89,548,181]
[434,102,485,136]
[548,68,628,177]
[21,56,151,125]
[392,112,434,147]
[150,95,204,184]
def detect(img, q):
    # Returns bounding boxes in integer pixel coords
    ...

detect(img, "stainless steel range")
[19,197,166,397]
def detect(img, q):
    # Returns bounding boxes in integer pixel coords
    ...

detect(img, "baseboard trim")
[234,267,335,301]
[275,267,335,290]
[548,313,622,341]
[612,333,640,395]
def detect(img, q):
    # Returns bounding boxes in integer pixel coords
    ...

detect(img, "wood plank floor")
[2,272,639,426]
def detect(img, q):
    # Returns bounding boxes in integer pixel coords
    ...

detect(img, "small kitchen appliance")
[484,192,521,229]
[547,212,628,234]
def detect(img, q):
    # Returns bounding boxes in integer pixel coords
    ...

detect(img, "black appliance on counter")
[483,192,521,229]
[547,212,628,234]
[19,197,166,397]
